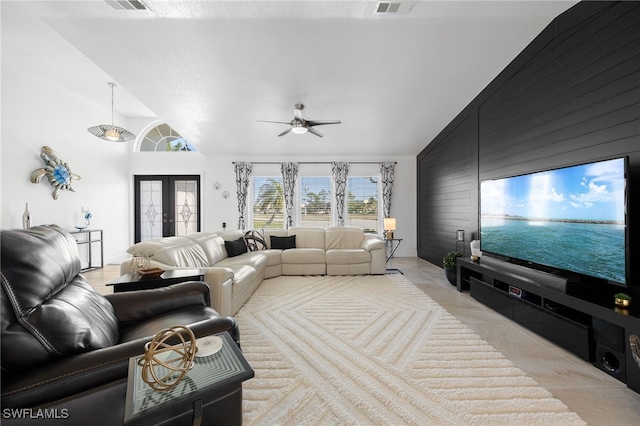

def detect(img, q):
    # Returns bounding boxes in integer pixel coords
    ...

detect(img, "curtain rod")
[232,161,396,165]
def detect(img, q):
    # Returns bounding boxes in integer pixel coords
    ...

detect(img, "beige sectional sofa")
[121,226,386,316]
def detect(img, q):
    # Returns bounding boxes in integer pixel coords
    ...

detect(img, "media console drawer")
[469,277,591,361]
[470,277,511,317]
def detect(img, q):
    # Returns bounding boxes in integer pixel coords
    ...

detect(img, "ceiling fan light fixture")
[87,83,136,142]
[257,104,341,138]
[291,121,308,134]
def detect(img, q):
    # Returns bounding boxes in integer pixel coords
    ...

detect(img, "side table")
[107,268,207,293]
[70,229,103,271]
[384,238,403,262]
[384,238,403,274]
[124,331,254,425]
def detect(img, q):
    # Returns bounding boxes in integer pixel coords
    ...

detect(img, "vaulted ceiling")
[2,1,578,157]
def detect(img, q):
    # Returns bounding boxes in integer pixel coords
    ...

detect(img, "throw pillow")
[270,235,296,250]
[244,229,267,251]
[225,238,248,257]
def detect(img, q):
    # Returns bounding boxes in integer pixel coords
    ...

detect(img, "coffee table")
[107,268,207,293]
[124,331,254,425]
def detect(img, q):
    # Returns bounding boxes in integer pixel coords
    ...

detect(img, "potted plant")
[443,251,462,286]
[614,293,631,307]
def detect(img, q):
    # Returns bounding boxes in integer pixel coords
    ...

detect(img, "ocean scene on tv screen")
[480,158,626,285]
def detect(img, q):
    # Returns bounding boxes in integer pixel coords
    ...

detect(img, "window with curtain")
[300,176,332,227]
[252,176,284,229]
[248,166,383,231]
[347,176,380,233]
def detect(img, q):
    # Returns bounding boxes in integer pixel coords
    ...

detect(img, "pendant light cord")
[109,82,115,126]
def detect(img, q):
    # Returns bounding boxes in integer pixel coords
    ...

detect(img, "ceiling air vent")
[105,0,149,10]
[375,2,415,14]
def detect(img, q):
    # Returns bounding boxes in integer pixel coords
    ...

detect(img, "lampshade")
[456,229,465,242]
[87,83,135,142]
[384,217,396,231]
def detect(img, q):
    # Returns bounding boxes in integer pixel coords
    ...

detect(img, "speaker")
[592,318,626,383]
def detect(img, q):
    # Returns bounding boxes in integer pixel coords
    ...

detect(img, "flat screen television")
[480,157,628,288]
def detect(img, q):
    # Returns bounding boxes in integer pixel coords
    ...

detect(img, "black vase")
[445,269,457,286]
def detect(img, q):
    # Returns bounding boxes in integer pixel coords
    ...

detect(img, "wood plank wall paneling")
[417,112,476,265]
[417,1,640,290]
[479,2,640,180]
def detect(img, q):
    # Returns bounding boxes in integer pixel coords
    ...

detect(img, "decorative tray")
[138,267,165,279]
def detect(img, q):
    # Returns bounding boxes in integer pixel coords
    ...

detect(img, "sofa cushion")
[326,249,371,264]
[187,233,227,265]
[270,235,296,250]
[225,238,248,257]
[216,252,267,274]
[1,226,119,373]
[126,236,191,256]
[152,241,209,268]
[260,249,283,267]
[225,265,258,297]
[281,248,325,264]
[288,227,325,249]
[325,226,365,250]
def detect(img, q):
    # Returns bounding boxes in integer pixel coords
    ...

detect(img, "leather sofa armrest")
[361,235,384,251]
[200,268,235,316]
[1,316,238,409]
[203,266,235,282]
[106,281,211,327]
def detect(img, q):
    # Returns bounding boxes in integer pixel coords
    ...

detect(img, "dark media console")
[457,257,640,394]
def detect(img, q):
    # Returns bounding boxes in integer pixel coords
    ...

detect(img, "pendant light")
[87,82,135,142]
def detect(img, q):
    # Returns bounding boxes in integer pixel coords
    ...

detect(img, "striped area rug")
[236,274,585,425]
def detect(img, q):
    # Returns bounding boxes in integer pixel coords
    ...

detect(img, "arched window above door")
[139,123,197,152]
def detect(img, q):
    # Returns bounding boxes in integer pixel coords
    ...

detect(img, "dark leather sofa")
[1,225,244,425]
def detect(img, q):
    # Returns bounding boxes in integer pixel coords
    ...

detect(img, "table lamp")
[384,217,396,239]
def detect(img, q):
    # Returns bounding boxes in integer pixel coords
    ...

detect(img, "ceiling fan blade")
[278,128,292,137]
[307,127,324,138]
[257,120,291,125]
[307,120,342,127]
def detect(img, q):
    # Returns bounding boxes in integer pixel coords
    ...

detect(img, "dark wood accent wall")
[417,1,640,287]
[417,111,477,263]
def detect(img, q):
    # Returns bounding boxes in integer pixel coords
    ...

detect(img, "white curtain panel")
[331,161,349,226]
[379,161,395,218]
[234,162,253,230]
[280,162,299,229]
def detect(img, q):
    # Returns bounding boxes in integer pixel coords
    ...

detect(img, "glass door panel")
[140,180,164,240]
[135,175,200,242]
[174,179,198,236]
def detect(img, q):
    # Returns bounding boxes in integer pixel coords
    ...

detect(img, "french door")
[134,175,201,242]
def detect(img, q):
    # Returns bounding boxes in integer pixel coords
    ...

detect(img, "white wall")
[1,63,132,264]
[1,68,417,263]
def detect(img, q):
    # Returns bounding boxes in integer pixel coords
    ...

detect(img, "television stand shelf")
[456,257,640,394]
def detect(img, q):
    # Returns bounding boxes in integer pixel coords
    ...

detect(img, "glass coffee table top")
[124,331,254,424]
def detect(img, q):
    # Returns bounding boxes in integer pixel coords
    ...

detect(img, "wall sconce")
[384,217,396,239]
[456,229,465,255]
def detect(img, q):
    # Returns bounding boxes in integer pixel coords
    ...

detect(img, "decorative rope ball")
[137,325,197,392]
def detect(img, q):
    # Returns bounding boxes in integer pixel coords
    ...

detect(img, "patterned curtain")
[280,162,299,229]
[379,162,395,218]
[331,161,349,226]
[234,162,253,230]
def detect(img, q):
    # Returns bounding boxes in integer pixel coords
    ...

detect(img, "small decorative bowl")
[139,267,165,279]
[614,296,631,307]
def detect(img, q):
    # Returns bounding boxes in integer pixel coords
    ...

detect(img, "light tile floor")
[85,257,640,425]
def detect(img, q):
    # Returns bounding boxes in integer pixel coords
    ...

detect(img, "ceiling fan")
[257,104,341,138]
